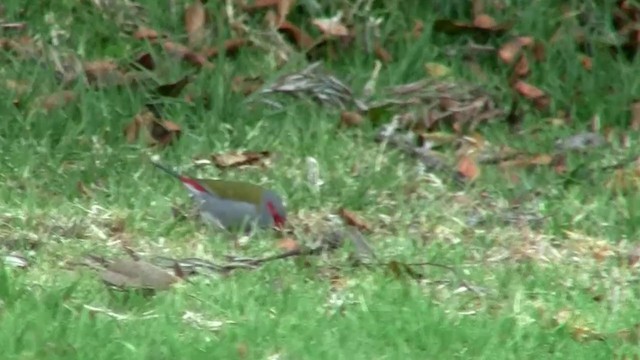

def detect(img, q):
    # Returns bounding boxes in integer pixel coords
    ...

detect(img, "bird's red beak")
[266,201,286,229]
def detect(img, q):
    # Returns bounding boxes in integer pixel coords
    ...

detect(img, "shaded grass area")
[1,0,640,358]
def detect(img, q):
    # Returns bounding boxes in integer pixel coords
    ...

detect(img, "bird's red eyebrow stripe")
[180,176,208,193]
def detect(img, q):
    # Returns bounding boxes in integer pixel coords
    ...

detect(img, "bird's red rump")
[179,176,208,193]
[266,201,285,228]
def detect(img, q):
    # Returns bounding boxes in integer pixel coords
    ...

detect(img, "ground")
[1,0,640,359]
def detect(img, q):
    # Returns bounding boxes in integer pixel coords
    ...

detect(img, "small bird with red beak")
[152,161,287,231]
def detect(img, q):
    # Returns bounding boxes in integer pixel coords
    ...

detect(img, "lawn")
[1,0,640,359]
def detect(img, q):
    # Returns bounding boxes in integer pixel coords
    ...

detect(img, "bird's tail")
[151,161,182,180]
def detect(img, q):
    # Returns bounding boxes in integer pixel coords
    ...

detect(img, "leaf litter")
[4,0,640,346]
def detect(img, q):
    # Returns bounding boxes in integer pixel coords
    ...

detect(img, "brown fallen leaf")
[204,38,248,58]
[163,41,211,68]
[278,21,315,49]
[498,36,534,64]
[532,41,545,61]
[210,150,271,168]
[241,0,279,12]
[39,90,76,111]
[276,0,295,27]
[456,154,480,182]
[124,109,182,147]
[134,26,159,41]
[579,54,592,71]
[156,75,191,97]
[473,14,497,29]
[185,0,206,47]
[338,208,372,232]
[513,53,530,78]
[312,17,350,37]
[433,16,511,37]
[374,42,392,63]
[499,154,553,168]
[513,80,550,110]
[277,237,300,252]
[631,100,640,130]
[83,60,127,87]
[340,111,364,127]
[412,20,424,38]
[134,52,156,70]
[231,76,264,95]
[77,181,94,198]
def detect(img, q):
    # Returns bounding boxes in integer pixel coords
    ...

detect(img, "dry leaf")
[424,62,451,78]
[124,109,182,147]
[340,111,364,127]
[134,26,159,40]
[513,80,545,99]
[512,53,530,78]
[312,18,349,37]
[163,41,210,68]
[134,52,155,70]
[276,0,295,26]
[277,237,300,251]
[374,43,392,63]
[513,80,549,110]
[433,17,511,36]
[412,20,424,38]
[579,54,592,71]
[156,76,191,97]
[185,0,206,47]
[456,154,480,182]
[83,60,126,87]
[498,36,534,64]
[278,21,315,49]
[210,151,271,168]
[499,154,553,168]
[231,76,264,95]
[77,181,94,198]
[39,90,76,111]
[473,14,497,29]
[630,101,640,130]
[204,38,248,58]
[532,41,545,61]
[338,208,372,232]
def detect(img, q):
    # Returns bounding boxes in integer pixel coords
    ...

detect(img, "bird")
[151,161,287,231]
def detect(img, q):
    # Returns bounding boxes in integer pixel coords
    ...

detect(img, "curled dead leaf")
[134,52,156,70]
[456,154,480,182]
[312,17,350,37]
[134,26,159,40]
[39,90,76,111]
[374,42,392,63]
[210,151,271,169]
[204,38,248,58]
[277,237,300,252]
[163,41,211,68]
[278,21,315,49]
[473,14,497,29]
[185,0,206,47]
[124,109,182,147]
[340,111,364,127]
[83,60,126,87]
[338,208,372,232]
[231,76,264,95]
[276,0,295,26]
[631,101,640,130]
[498,36,534,64]
[513,80,549,110]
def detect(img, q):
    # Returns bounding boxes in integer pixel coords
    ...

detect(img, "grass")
[1,0,640,359]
